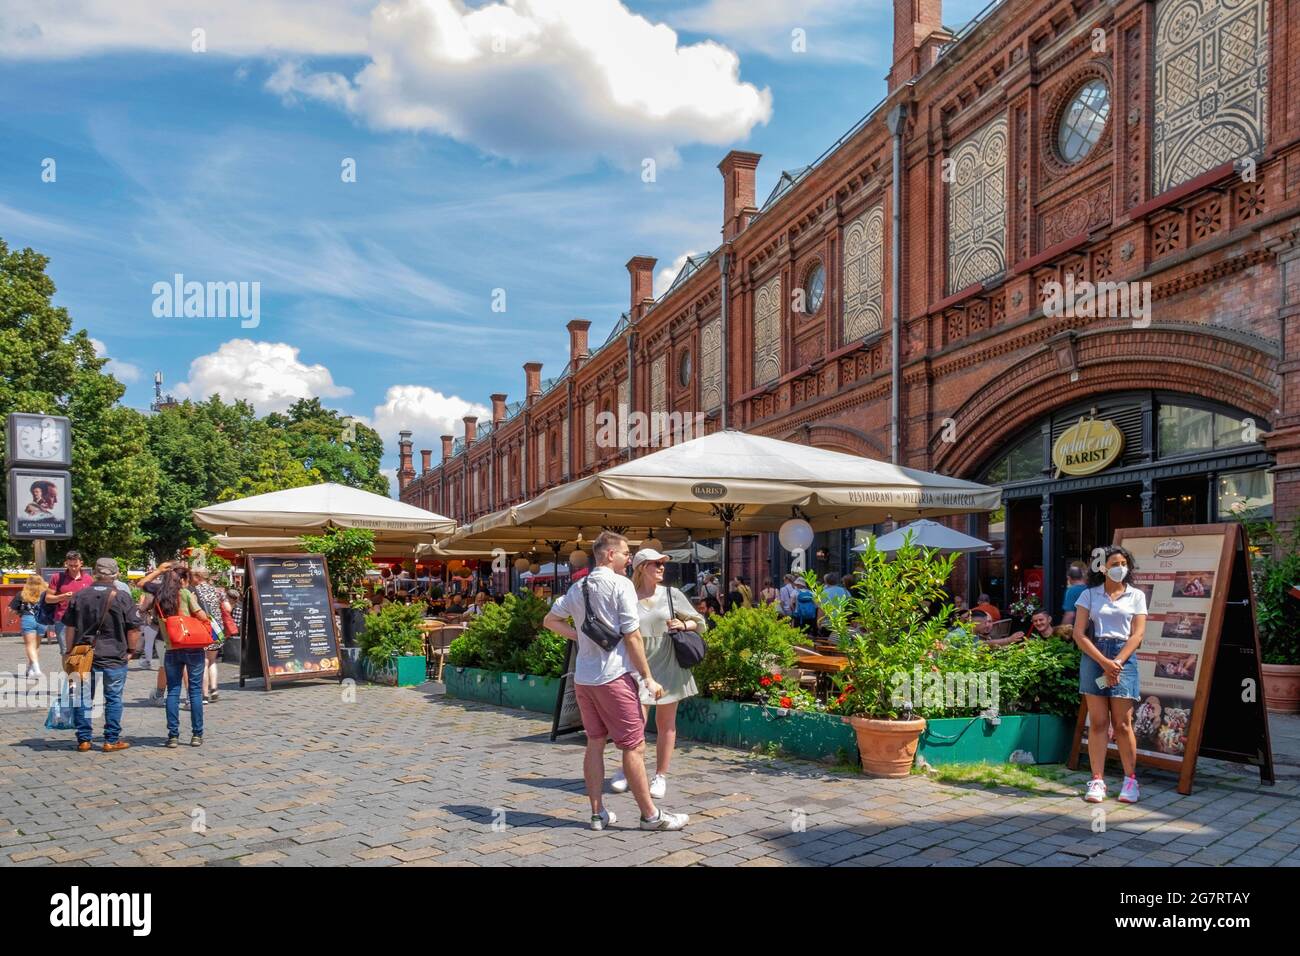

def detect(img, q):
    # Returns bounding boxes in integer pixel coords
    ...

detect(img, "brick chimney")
[524,362,543,404]
[626,256,657,320]
[491,393,508,425]
[420,449,432,473]
[441,434,454,461]
[463,415,478,446]
[397,430,415,492]
[718,150,761,242]
[566,319,592,372]
[890,0,950,92]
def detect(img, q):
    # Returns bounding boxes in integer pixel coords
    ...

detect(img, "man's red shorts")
[574,673,644,750]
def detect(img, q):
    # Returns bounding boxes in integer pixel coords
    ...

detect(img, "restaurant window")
[983,433,1042,484]
[1158,404,1254,457]
[1217,469,1274,519]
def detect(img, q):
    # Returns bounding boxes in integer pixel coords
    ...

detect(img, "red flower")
[759,676,772,687]
[780,696,793,709]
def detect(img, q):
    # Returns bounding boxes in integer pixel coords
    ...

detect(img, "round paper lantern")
[529,563,541,575]
[643,536,663,553]
[778,518,815,552]
[568,549,588,569]
[514,557,531,573]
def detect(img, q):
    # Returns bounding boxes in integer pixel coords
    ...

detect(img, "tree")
[265,398,388,495]
[0,239,160,563]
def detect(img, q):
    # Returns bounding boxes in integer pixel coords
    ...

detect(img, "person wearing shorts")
[9,574,47,679]
[1073,546,1148,806]
[544,531,689,833]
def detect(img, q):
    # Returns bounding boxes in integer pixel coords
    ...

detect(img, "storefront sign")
[240,553,342,691]
[1070,524,1274,794]
[1052,417,1124,477]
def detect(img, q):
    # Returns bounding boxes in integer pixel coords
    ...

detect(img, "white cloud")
[654,250,700,298]
[371,384,490,457]
[0,0,371,58]
[266,0,772,165]
[89,338,142,383]
[174,339,351,413]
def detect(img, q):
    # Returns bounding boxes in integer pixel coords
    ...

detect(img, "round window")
[678,349,692,387]
[804,263,825,315]
[1057,78,1110,164]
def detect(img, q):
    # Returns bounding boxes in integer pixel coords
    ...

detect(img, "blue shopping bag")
[45,680,75,730]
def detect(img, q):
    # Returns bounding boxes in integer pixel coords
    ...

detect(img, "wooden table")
[795,652,848,700]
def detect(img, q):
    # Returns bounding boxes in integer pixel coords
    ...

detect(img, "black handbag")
[579,577,624,652]
[666,587,707,668]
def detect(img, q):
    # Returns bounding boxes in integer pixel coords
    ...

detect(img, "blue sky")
[0,0,988,489]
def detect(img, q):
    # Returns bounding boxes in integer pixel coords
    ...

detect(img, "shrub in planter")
[447,629,487,668]
[452,592,566,677]
[359,601,425,670]
[692,603,803,702]
[519,630,567,679]
[985,636,1081,717]
[1244,520,1300,666]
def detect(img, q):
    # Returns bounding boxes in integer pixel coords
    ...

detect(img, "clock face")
[17,418,64,460]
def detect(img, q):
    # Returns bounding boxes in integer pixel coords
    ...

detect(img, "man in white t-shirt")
[544,531,689,833]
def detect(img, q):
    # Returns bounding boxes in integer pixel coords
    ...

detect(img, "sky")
[0,0,990,492]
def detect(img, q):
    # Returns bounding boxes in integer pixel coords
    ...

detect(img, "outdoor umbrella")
[193,482,456,548]
[455,430,999,605]
[664,543,719,563]
[853,519,993,555]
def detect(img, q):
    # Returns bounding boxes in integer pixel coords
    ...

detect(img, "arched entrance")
[950,390,1274,618]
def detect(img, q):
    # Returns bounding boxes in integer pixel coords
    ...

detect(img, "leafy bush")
[1245,521,1300,665]
[300,527,376,607]
[693,603,802,701]
[452,592,565,675]
[359,601,425,668]
[987,636,1081,717]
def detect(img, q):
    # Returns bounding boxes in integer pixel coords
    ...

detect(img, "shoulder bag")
[63,589,113,676]
[666,588,707,668]
[579,577,624,652]
[164,592,213,650]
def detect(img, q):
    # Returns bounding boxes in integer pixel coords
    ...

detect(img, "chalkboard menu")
[1069,524,1274,794]
[241,553,342,690]
[550,641,585,740]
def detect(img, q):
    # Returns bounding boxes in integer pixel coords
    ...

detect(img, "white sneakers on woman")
[25,664,41,680]
[1118,776,1140,803]
[1084,778,1107,803]
[611,772,668,799]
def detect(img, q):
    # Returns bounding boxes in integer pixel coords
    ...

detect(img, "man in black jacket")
[63,557,142,752]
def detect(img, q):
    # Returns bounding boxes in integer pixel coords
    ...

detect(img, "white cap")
[631,548,670,569]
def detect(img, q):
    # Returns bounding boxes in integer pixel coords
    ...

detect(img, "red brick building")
[401,0,1299,617]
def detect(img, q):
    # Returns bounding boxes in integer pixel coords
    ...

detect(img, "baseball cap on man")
[93,557,120,578]
[631,548,670,570]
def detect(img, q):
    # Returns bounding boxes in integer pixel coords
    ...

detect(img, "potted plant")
[809,533,964,777]
[300,527,376,648]
[1242,517,1300,712]
[359,601,427,686]
[691,603,802,702]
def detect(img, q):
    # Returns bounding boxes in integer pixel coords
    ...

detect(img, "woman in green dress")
[609,549,708,801]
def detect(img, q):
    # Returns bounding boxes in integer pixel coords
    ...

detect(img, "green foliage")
[359,601,425,668]
[692,603,802,701]
[264,399,389,496]
[299,527,375,607]
[452,592,565,675]
[986,636,1082,717]
[1244,521,1300,665]
[756,671,821,712]
[0,239,161,564]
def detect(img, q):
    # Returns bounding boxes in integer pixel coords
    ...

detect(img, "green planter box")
[917,714,1074,765]
[500,672,562,712]
[652,697,857,763]
[393,655,427,687]
[443,666,502,706]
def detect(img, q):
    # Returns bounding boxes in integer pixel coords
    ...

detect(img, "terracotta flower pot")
[1262,663,1300,714]
[844,715,927,777]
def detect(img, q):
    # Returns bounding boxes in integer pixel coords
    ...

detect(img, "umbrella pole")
[721,523,732,613]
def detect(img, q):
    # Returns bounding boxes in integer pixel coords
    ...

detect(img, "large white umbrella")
[665,543,719,563]
[193,482,456,547]
[853,519,992,555]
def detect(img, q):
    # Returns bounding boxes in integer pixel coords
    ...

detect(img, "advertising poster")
[7,469,73,540]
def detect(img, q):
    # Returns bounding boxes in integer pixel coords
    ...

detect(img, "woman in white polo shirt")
[1072,545,1148,805]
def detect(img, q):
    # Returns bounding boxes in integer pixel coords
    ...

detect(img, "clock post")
[5,414,75,558]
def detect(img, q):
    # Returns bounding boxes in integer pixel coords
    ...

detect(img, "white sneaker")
[590,807,617,831]
[649,774,667,799]
[148,688,164,706]
[610,772,629,794]
[640,810,689,831]
[1084,778,1107,803]
[1118,776,1140,804]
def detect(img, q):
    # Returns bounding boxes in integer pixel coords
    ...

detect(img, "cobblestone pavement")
[2,641,1298,867]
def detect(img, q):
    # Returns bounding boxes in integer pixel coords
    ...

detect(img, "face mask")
[1106,565,1128,583]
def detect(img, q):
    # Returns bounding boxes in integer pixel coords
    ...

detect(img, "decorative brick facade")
[400,0,1300,589]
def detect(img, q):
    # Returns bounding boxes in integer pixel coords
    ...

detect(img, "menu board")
[1070,524,1274,794]
[550,641,584,740]
[241,553,341,690]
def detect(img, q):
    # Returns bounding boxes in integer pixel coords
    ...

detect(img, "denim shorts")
[1079,637,1140,699]
[19,613,40,634]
